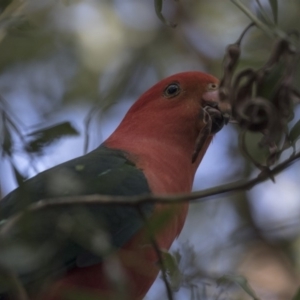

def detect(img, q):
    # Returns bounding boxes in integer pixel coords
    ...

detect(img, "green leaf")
[257,63,285,100]
[292,288,300,300]
[289,120,300,145]
[154,0,163,12]
[154,0,176,28]
[1,117,12,156]
[268,0,278,24]
[255,7,272,26]
[146,208,173,235]
[25,121,79,154]
[11,161,26,186]
[253,0,274,26]
[9,19,37,36]
[161,250,182,291]
[217,274,260,300]
[0,0,12,15]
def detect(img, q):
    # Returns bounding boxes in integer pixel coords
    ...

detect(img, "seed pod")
[273,84,293,121]
[233,68,256,106]
[235,97,276,132]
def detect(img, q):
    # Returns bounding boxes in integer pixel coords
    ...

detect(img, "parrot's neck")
[105,120,212,249]
[104,112,213,276]
[104,115,212,195]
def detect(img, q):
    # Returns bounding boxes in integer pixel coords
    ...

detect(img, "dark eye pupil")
[165,84,180,97]
[167,85,178,94]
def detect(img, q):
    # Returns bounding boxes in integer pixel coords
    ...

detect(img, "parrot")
[0,71,226,300]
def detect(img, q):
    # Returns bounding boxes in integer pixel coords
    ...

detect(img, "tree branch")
[137,206,174,300]
[1,151,300,235]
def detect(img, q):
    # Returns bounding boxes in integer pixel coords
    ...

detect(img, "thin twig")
[231,0,274,37]
[254,0,274,25]
[0,105,39,174]
[137,206,174,300]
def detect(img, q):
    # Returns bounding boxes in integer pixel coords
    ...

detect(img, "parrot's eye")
[208,83,218,90]
[164,83,181,98]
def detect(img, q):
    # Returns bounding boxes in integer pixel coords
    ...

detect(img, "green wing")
[0,145,153,290]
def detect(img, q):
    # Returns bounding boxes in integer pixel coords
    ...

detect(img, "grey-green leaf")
[161,250,182,291]
[0,0,12,15]
[154,0,176,28]
[289,120,300,144]
[2,117,12,156]
[217,274,260,300]
[268,0,278,24]
[11,162,26,186]
[25,121,79,154]
[292,288,300,300]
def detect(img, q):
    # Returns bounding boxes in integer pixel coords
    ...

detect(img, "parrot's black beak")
[192,93,226,163]
[192,101,224,164]
[203,104,225,134]
[202,89,231,132]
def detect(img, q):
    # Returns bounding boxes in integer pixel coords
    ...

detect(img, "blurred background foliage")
[0,0,300,299]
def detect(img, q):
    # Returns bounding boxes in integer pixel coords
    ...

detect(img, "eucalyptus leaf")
[154,0,176,28]
[1,117,12,156]
[268,0,278,24]
[292,288,300,300]
[25,122,79,154]
[0,0,12,15]
[289,120,300,144]
[9,19,37,36]
[161,250,182,291]
[217,274,260,300]
[11,162,26,186]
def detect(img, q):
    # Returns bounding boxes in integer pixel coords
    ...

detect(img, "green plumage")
[0,145,153,292]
